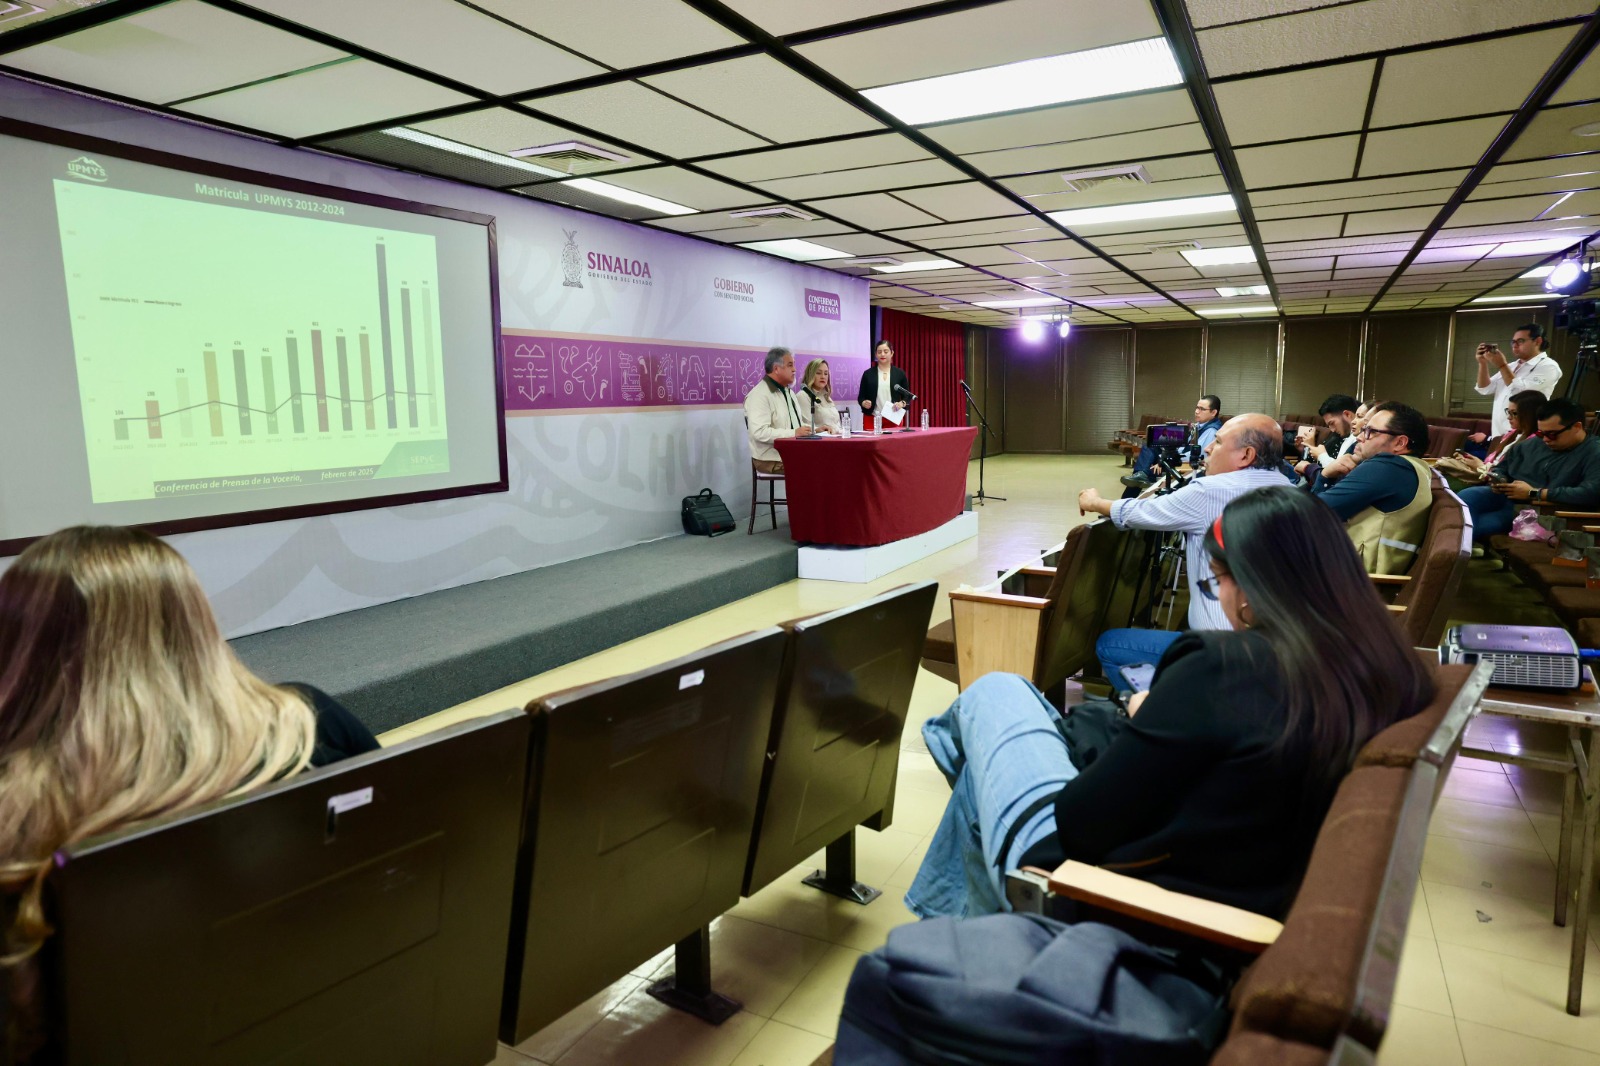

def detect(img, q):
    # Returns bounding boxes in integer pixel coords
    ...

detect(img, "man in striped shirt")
[1077,413,1293,692]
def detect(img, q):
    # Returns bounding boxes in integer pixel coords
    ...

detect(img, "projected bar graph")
[57,179,450,504]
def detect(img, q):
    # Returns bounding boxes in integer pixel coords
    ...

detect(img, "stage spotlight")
[1020,318,1045,341]
[1057,319,1071,338]
[1546,249,1592,295]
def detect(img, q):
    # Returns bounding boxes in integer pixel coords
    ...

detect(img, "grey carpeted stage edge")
[231,531,798,735]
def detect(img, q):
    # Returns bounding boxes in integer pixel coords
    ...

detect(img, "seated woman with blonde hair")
[1,525,377,1058]
[799,357,841,434]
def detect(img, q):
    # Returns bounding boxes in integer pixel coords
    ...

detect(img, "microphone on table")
[894,384,918,403]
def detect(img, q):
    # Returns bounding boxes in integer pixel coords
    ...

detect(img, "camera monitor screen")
[0,119,505,554]
[1146,423,1190,448]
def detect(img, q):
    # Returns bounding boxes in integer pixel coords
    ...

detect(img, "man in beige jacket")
[744,346,824,472]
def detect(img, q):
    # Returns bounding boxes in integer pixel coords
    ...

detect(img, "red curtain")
[879,307,966,428]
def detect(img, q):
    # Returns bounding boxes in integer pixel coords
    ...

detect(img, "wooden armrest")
[1386,603,1408,614]
[1369,574,1411,585]
[1042,861,1282,955]
[949,589,1051,690]
[1557,511,1600,520]
[948,589,1050,610]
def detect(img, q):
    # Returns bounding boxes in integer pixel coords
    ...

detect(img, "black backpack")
[836,913,1230,1066]
[681,488,736,537]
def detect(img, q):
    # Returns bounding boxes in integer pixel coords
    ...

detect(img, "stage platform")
[798,511,979,583]
[231,531,798,734]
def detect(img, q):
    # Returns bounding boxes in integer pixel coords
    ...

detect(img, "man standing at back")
[1079,413,1290,691]
[1475,324,1561,438]
[1312,402,1432,575]
[743,347,816,473]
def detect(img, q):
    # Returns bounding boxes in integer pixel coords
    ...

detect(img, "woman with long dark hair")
[905,487,1436,920]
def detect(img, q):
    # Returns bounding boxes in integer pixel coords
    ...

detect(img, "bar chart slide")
[55,180,450,504]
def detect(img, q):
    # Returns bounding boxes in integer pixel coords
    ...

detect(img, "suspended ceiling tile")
[1444,192,1574,228]
[1471,172,1600,200]
[583,167,770,212]
[717,0,948,36]
[945,245,1033,267]
[0,0,119,39]
[754,158,966,199]
[1266,255,1337,272]
[1358,114,1506,177]
[1505,101,1600,161]
[1334,250,1409,267]
[793,0,1162,90]
[1017,175,1231,213]
[702,133,928,182]
[1341,205,1445,236]
[1369,26,1574,126]
[1091,222,1247,247]
[644,54,883,143]
[920,90,1196,155]
[411,108,651,170]
[644,212,761,234]
[891,182,1025,221]
[1552,188,1600,215]
[1257,216,1346,242]
[1552,41,1600,104]
[239,0,602,95]
[176,58,473,138]
[1253,189,1448,219]
[1248,170,1469,206]
[804,191,944,229]
[963,124,1214,179]
[812,234,918,255]
[533,82,769,157]
[693,216,850,241]
[1237,135,1359,188]
[1196,0,1591,77]
[3,0,344,105]
[469,0,743,69]
[985,262,1070,279]
[1214,60,1374,145]
[887,217,1054,241]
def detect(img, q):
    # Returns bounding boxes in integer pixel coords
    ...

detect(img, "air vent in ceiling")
[1146,239,1200,253]
[509,141,628,173]
[1058,164,1150,193]
[729,205,819,223]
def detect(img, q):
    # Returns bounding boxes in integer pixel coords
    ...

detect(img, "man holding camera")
[1122,395,1222,493]
[1079,413,1290,690]
[1458,397,1600,539]
[1475,325,1561,438]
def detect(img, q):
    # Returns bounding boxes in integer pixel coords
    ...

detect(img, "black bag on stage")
[681,488,736,537]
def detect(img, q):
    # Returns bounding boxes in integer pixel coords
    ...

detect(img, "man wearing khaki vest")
[743,346,820,473]
[1312,401,1433,575]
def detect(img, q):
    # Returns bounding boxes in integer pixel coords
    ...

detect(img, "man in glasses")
[1312,402,1433,574]
[1474,324,1561,439]
[1122,394,1222,493]
[1458,397,1600,539]
[1080,413,1291,691]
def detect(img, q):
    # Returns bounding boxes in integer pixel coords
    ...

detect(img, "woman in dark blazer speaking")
[857,340,911,420]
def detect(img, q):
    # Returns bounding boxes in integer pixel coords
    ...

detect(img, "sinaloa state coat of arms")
[561,228,583,288]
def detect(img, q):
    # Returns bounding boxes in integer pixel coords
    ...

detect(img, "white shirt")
[1474,352,1562,437]
[1109,468,1293,630]
[876,367,893,411]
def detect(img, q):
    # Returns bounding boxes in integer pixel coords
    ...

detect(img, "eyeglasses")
[1358,426,1400,440]
[1198,574,1222,600]
[1538,423,1577,441]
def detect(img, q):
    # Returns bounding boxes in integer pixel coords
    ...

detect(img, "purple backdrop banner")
[504,331,869,412]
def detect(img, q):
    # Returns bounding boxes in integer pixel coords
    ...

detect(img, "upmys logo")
[66,156,107,183]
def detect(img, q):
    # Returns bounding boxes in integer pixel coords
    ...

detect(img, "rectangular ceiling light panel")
[1049,194,1235,227]
[560,178,696,215]
[861,37,1183,125]
[972,296,1065,307]
[873,259,961,272]
[1216,285,1271,297]
[1471,293,1563,302]
[739,239,852,261]
[1181,246,1258,266]
[1196,305,1278,315]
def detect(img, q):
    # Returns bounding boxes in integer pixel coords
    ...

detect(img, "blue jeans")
[1096,628,1183,693]
[905,674,1080,920]
[1459,485,1514,541]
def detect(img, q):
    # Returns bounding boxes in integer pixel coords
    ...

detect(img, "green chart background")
[55,179,450,503]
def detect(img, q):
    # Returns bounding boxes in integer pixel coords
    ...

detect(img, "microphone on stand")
[959,379,972,395]
[894,384,918,403]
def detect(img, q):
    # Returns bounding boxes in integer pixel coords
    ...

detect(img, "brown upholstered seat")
[1210,1031,1332,1066]
[1227,765,1409,1047]
[922,617,956,664]
[1355,663,1475,769]
[1388,482,1470,647]
[1523,561,1588,591]
[1549,586,1600,628]
[1425,425,1469,457]
[1581,618,1600,650]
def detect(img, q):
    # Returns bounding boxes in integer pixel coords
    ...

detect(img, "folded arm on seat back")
[948,586,1048,689]
[1035,860,1283,955]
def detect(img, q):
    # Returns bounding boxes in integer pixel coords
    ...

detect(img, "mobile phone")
[1117,663,1156,693]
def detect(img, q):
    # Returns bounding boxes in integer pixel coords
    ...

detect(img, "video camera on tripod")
[1556,298,1600,401]
[1144,422,1193,492]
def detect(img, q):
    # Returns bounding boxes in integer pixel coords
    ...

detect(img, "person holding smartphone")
[1458,396,1600,539]
[1475,325,1561,439]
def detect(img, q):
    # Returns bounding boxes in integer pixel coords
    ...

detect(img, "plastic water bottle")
[874,411,882,436]
[839,406,851,438]
[921,409,930,430]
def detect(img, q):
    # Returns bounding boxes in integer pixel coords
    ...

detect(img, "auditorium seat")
[743,582,938,903]
[45,711,530,1066]
[501,628,787,1041]
[1375,480,1470,647]
[1425,424,1469,458]
[1579,618,1600,650]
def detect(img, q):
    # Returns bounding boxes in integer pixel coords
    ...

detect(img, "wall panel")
[1281,318,1361,417]
[1064,328,1131,454]
[1367,312,1449,414]
[1133,327,1204,422]
[997,328,1064,452]
[1204,321,1278,418]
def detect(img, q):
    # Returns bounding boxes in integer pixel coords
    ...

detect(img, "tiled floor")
[381,455,1600,1065]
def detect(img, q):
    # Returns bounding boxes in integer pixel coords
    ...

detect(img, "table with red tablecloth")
[773,426,977,546]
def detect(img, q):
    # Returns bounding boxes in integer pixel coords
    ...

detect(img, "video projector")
[1440,624,1582,691]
